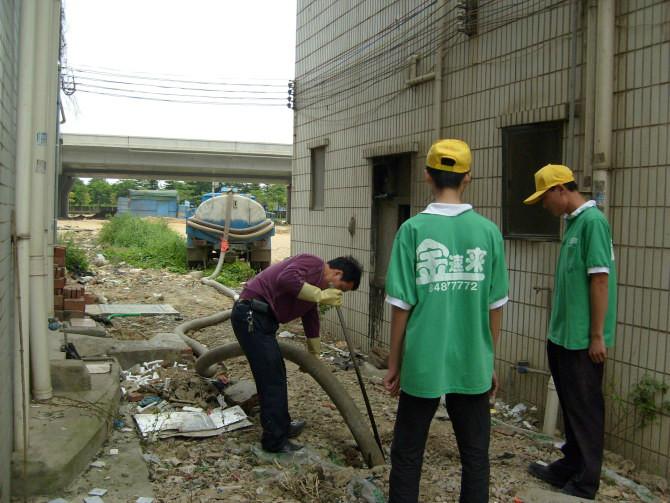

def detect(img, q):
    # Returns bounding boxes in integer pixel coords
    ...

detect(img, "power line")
[74,82,286,101]
[70,73,287,94]
[66,65,289,88]
[295,0,572,111]
[74,88,288,107]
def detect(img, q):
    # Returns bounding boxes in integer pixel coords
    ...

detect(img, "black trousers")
[546,340,605,498]
[389,391,491,503]
[230,300,289,452]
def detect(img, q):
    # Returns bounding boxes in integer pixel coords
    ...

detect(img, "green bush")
[206,261,256,287]
[58,232,89,274]
[98,214,187,272]
[629,376,670,428]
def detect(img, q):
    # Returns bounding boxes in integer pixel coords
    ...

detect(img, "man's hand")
[319,288,343,306]
[588,335,607,363]
[489,371,499,401]
[383,366,401,397]
[297,283,343,306]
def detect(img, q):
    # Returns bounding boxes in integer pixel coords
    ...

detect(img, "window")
[502,121,563,239]
[310,146,325,210]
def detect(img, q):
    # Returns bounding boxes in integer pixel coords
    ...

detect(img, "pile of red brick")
[53,245,97,321]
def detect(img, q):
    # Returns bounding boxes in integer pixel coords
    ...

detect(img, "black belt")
[237,298,272,315]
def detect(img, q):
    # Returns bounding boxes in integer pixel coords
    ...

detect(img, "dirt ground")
[53,218,669,503]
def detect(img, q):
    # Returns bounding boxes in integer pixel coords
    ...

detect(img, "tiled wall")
[0,1,19,500]
[293,0,670,477]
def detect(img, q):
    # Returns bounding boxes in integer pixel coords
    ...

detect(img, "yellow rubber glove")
[297,283,343,306]
[305,336,321,357]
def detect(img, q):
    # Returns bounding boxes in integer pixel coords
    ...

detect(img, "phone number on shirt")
[427,281,479,292]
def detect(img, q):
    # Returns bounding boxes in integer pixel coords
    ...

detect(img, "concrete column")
[57,175,74,218]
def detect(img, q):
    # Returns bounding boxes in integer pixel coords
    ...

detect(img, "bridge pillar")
[57,174,74,218]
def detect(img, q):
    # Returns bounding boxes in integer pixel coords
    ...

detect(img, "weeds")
[58,232,89,274]
[98,214,187,272]
[629,376,670,428]
[278,466,324,502]
[205,261,256,287]
[607,376,670,434]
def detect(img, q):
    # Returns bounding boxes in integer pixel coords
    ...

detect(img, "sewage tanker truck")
[186,193,274,270]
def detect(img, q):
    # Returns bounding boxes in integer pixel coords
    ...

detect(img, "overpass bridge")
[58,133,293,216]
[61,134,292,182]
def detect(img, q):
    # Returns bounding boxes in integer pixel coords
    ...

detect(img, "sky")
[61,0,297,145]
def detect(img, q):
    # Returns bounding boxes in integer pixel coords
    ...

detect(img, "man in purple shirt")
[231,254,362,453]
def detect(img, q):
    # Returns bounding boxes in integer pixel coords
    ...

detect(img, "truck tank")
[186,194,274,270]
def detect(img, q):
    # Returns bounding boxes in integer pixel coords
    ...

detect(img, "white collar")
[566,200,597,220]
[421,202,473,217]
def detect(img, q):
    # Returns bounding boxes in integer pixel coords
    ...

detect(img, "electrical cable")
[295,0,572,112]
[69,74,287,94]
[74,89,287,107]
[66,64,289,86]
[74,82,286,101]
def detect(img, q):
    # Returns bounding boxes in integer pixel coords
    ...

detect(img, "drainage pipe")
[187,217,274,236]
[195,341,386,468]
[28,0,55,401]
[174,310,232,358]
[185,219,274,241]
[45,0,62,316]
[432,0,447,140]
[175,215,237,361]
[542,376,560,436]
[592,0,615,218]
[176,225,385,467]
[581,0,598,190]
[566,0,579,169]
[13,0,38,449]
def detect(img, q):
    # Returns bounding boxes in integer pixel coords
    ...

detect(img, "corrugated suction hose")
[195,340,385,468]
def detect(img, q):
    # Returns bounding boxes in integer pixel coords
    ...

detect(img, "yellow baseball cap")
[426,139,472,173]
[523,164,575,205]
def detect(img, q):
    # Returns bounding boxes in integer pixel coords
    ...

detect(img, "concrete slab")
[61,423,154,502]
[516,487,594,502]
[85,303,179,316]
[50,359,91,392]
[11,362,121,498]
[57,332,191,369]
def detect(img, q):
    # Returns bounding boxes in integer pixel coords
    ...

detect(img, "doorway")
[368,154,412,347]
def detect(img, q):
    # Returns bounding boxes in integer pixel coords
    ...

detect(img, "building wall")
[293,0,670,477]
[0,1,20,500]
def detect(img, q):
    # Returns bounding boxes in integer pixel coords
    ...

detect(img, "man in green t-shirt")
[383,139,509,503]
[524,164,617,500]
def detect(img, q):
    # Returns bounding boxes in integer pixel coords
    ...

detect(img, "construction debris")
[134,406,251,440]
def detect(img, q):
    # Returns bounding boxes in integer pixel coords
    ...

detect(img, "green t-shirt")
[385,204,509,398]
[548,202,617,349]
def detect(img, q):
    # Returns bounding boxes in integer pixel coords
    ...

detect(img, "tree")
[88,179,114,205]
[136,179,160,190]
[111,179,141,201]
[69,178,90,206]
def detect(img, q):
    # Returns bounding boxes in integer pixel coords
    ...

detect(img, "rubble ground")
[48,219,669,503]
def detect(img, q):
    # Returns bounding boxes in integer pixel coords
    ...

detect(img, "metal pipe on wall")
[566,0,580,170]
[28,0,57,401]
[13,0,38,450]
[593,0,615,217]
[432,0,447,140]
[581,0,598,190]
[45,0,63,317]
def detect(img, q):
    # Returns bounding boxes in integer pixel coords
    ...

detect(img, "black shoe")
[288,419,306,438]
[527,462,570,489]
[561,481,596,500]
[276,440,304,453]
